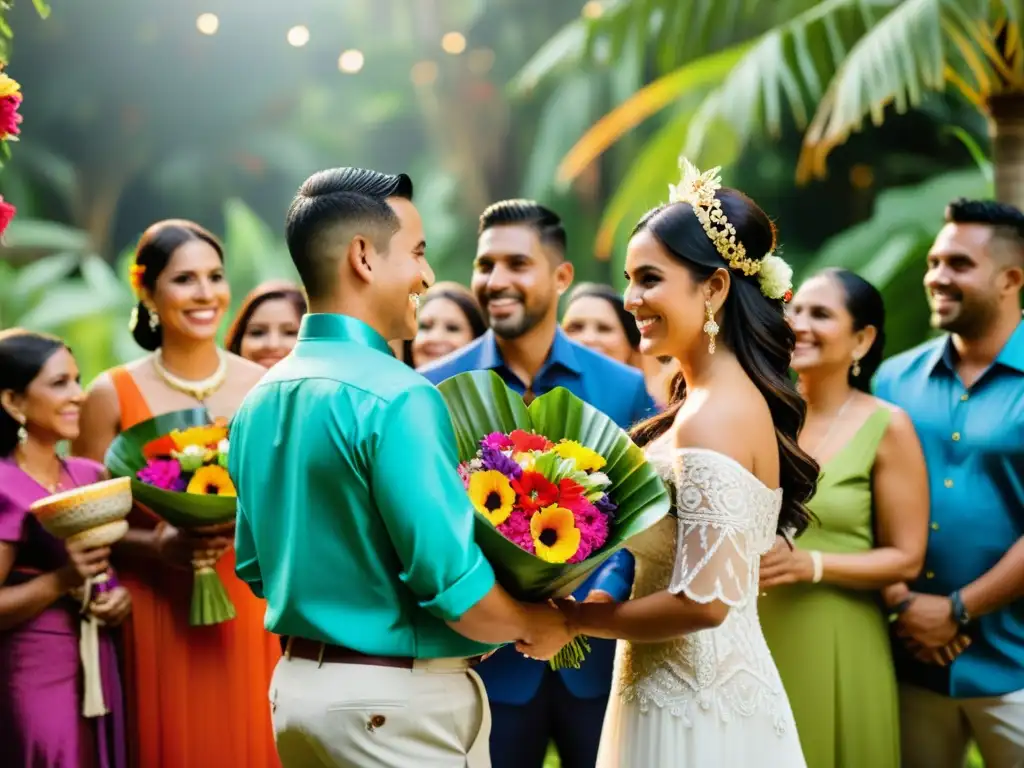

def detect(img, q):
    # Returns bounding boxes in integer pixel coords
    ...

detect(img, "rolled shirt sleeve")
[233,496,264,599]
[371,384,496,623]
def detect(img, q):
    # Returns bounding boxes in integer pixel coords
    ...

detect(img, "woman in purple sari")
[0,329,129,768]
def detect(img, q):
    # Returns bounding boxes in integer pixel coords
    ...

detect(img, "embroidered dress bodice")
[617,438,793,735]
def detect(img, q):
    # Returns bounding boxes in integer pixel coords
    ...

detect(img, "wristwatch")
[949,589,971,627]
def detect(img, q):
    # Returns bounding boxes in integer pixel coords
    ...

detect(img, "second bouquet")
[439,370,670,668]
[104,408,238,626]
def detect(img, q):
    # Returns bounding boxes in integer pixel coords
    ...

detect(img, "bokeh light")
[582,2,604,19]
[441,32,467,55]
[411,60,440,86]
[196,13,219,36]
[338,49,365,74]
[287,25,310,48]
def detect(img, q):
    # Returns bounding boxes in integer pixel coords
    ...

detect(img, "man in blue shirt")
[231,169,571,767]
[421,200,654,768]
[874,199,1024,768]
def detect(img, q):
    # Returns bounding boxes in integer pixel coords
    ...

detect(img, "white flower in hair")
[757,253,793,301]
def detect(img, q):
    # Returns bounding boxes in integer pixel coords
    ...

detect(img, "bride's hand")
[759,535,814,589]
[583,589,615,604]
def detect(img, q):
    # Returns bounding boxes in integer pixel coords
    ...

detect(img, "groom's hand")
[515,601,573,661]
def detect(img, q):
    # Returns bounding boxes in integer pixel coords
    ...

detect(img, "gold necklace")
[152,350,228,402]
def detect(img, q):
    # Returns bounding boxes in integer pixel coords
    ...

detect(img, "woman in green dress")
[758,268,930,768]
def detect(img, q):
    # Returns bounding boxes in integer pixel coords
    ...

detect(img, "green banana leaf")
[438,370,670,600]
[104,408,236,529]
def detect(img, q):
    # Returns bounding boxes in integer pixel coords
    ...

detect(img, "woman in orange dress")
[73,220,280,768]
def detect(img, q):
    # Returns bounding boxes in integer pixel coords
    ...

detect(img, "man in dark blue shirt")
[421,200,654,768]
[874,198,1024,767]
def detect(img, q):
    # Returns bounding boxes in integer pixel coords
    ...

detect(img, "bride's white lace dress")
[596,440,807,767]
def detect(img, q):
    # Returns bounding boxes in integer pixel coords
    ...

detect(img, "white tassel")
[78,576,108,718]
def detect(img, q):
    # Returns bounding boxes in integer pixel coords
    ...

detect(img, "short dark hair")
[479,199,566,260]
[285,167,414,300]
[945,198,1024,264]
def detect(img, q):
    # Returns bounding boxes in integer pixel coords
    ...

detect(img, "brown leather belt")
[281,636,415,669]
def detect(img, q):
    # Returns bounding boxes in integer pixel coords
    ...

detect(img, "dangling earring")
[17,417,27,445]
[704,299,719,355]
[851,357,862,378]
[147,304,160,331]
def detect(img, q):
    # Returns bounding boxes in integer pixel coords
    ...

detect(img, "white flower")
[217,438,229,455]
[758,253,793,300]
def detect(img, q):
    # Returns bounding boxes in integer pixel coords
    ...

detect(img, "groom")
[229,168,571,767]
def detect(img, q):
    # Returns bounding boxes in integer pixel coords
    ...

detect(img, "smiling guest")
[0,330,129,768]
[225,280,307,369]
[411,282,486,368]
[759,268,928,768]
[73,220,280,768]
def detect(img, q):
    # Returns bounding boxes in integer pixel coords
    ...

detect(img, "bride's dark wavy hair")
[629,191,818,537]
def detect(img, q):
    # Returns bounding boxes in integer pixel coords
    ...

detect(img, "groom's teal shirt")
[229,313,497,658]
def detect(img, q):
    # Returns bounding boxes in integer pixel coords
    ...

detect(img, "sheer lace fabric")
[617,444,793,734]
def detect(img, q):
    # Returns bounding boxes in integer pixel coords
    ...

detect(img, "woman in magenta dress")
[0,329,129,768]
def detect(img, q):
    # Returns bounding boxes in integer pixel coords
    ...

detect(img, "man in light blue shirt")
[230,168,571,767]
[874,198,1024,768]
[421,200,653,768]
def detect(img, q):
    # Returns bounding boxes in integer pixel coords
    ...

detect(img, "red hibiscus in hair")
[509,429,553,453]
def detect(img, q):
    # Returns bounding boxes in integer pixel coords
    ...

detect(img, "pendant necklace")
[152,349,228,404]
[811,393,855,458]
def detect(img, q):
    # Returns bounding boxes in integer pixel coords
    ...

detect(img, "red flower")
[0,94,22,140]
[783,290,793,303]
[0,196,15,238]
[555,478,588,509]
[509,429,553,453]
[511,471,558,515]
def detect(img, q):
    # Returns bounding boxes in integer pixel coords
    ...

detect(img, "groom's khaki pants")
[269,655,491,768]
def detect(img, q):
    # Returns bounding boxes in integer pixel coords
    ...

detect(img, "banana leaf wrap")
[438,371,670,666]
[104,407,237,626]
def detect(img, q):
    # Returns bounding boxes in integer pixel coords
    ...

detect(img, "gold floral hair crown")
[668,158,792,302]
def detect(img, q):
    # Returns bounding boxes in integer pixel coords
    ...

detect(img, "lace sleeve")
[667,449,757,606]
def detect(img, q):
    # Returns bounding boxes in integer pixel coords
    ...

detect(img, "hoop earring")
[851,358,861,378]
[704,299,719,355]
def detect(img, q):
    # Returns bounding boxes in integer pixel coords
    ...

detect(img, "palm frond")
[797,0,1015,180]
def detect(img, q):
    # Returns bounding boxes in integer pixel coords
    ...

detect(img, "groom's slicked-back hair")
[285,167,414,300]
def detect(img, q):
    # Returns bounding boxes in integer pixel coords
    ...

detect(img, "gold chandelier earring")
[851,357,861,378]
[704,299,719,355]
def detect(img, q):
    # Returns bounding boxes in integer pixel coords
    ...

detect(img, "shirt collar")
[476,327,583,376]
[929,318,1024,377]
[298,314,393,356]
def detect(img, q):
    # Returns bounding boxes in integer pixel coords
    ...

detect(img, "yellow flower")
[171,423,229,452]
[530,505,581,563]
[0,73,21,100]
[186,465,236,497]
[553,440,606,472]
[468,470,515,526]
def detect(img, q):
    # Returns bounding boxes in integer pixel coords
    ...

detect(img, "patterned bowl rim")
[29,476,132,517]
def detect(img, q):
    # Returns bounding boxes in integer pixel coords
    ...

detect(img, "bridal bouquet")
[105,408,238,626]
[439,370,670,669]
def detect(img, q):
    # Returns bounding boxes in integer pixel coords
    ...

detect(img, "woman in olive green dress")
[758,268,930,768]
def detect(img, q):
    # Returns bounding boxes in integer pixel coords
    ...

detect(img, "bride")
[523,161,818,766]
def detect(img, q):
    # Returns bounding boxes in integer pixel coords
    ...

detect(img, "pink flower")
[497,509,535,555]
[137,458,187,491]
[567,501,610,563]
[481,432,514,451]
[457,462,471,489]
[0,196,14,238]
[0,94,22,140]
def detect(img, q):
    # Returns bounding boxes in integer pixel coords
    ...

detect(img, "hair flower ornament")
[128,263,146,297]
[668,157,793,301]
